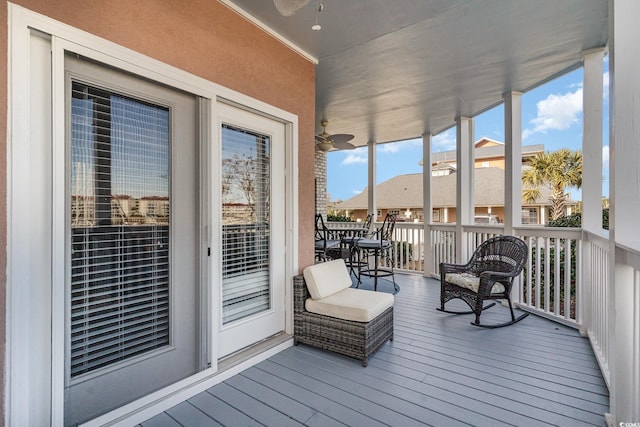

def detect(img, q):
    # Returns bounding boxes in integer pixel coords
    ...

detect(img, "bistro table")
[326,226,370,280]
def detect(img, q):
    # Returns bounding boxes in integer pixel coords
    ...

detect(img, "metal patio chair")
[314,213,340,262]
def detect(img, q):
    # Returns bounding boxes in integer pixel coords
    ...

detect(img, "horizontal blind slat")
[70,81,171,378]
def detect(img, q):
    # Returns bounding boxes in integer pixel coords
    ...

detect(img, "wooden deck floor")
[141,274,609,426]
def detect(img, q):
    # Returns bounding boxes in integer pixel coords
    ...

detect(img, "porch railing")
[583,230,611,386]
[326,221,608,331]
[327,219,614,398]
[513,227,583,327]
[611,241,640,404]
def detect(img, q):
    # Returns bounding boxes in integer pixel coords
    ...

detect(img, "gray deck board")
[140,412,182,427]
[165,402,222,427]
[225,374,317,423]
[150,273,608,426]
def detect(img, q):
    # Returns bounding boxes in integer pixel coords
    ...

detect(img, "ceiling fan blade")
[315,134,330,143]
[273,0,310,16]
[333,140,356,150]
[328,134,354,144]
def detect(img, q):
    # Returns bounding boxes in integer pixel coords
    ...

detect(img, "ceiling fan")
[315,119,356,152]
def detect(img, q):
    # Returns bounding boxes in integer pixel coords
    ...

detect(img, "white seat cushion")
[303,258,352,300]
[444,272,505,294]
[305,288,394,322]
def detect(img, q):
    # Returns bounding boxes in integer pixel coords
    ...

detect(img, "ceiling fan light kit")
[312,2,323,31]
[316,140,334,152]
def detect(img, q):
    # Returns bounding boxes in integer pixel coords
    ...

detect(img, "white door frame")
[216,102,287,358]
[7,4,298,426]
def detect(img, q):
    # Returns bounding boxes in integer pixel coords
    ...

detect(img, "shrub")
[327,214,353,222]
[545,208,608,230]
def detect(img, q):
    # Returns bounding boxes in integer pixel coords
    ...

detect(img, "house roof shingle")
[336,168,570,210]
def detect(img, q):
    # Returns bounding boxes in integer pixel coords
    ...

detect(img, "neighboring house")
[337,168,573,225]
[337,139,575,224]
[429,137,544,170]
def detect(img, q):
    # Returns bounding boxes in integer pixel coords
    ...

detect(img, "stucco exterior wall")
[0,0,316,418]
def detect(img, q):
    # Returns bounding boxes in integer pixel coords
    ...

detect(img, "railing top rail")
[429,224,457,232]
[462,224,504,234]
[513,226,582,239]
[583,229,610,250]
[616,242,640,272]
[325,221,365,229]
[392,222,426,229]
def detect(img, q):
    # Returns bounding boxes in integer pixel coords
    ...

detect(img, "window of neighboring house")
[522,207,538,225]
[432,209,440,222]
[389,209,400,216]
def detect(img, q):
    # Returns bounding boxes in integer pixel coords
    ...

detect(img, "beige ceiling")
[225,0,608,147]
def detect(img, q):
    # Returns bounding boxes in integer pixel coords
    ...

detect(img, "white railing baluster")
[526,236,533,306]
[554,237,561,316]
[564,238,571,320]
[535,237,541,310]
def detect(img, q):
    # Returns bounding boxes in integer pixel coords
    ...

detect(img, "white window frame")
[7,4,299,426]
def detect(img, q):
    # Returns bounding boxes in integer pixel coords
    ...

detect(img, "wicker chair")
[293,268,394,367]
[437,235,529,328]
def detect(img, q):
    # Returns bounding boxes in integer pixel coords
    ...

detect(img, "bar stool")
[355,213,399,293]
[341,214,373,278]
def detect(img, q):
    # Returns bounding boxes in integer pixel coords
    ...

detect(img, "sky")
[327,58,610,203]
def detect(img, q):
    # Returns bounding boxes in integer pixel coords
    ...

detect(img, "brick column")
[314,150,327,218]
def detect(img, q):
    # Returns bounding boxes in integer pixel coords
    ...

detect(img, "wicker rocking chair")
[437,235,529,328]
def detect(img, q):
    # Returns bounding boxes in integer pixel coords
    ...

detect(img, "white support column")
[504,91,523,235]
[609,0,640,424]
[504,91,523,304]
[367,141,376,220]
[582,48,605,232]
[456,117,474,262]
[423,133,434,277]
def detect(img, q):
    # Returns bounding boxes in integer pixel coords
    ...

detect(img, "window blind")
[70,81,171,377]
[221,124,271,325]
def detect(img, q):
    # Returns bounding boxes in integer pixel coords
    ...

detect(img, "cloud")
[523,88,583,140]
[602,145,609,167]
[432,129,457,152]
[340,147,368,165]
[341,154,367,165]
[603,71,609,102]
[378,138,422,153]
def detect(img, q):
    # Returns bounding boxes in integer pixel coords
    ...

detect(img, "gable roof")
[337,168,571,210]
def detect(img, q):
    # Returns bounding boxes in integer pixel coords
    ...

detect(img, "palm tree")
[522,149,582,221]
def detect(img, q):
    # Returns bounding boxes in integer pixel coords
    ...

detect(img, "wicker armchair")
[437,235,529,328]
[293,273,393,367]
